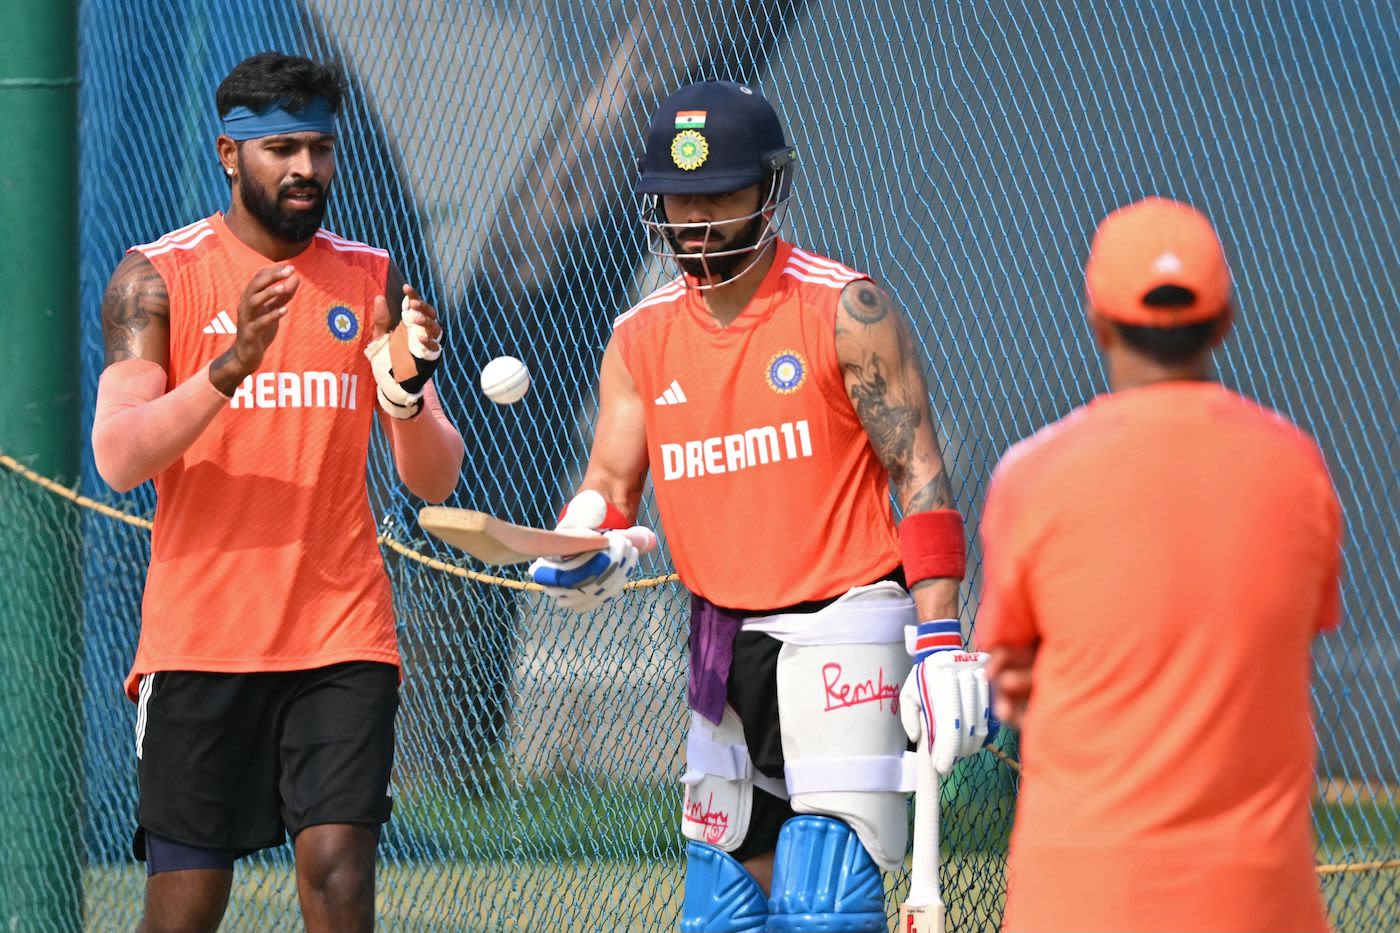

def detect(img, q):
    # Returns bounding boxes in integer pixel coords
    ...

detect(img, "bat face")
[417,507,658,565]
[418,507,610,564]
[899,901,945,933]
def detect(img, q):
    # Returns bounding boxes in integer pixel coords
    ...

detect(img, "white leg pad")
[680,705,787,852]
[768,587,917,873]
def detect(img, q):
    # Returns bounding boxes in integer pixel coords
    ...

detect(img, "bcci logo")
[671,130,709,171]
[326,305,358,341]
[767,352,806,394]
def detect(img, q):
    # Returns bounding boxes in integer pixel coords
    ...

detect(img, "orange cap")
[1085,197,1232,326]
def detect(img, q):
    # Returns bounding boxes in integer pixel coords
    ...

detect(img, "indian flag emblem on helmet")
[671,130,709,171]
[767,351,806,394]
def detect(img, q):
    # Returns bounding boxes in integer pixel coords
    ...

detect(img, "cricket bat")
[418,507,658,565]
[900,734,945,933]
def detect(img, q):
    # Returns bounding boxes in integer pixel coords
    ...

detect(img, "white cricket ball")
[480,355,530,405]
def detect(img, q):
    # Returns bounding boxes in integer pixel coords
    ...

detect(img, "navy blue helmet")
[637,81,795,195]
[637,81,797,288]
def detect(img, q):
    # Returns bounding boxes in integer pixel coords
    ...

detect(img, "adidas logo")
[202,310,237,335]
[654,380,688,406]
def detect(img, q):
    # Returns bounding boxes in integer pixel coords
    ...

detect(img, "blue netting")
[17,0,1400,929]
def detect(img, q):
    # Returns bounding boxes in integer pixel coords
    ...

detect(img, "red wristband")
[557,496,631,531]
[899,509,967,584]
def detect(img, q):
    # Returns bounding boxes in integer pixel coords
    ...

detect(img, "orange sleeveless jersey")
[124,213,397,699]
[612,240,900,610]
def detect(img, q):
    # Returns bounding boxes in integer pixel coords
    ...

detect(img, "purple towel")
[688,594,743,724]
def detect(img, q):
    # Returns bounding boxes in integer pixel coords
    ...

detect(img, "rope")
[6,454,1397,877]
[987,743,1021,774]
[1316,859,1400,875]
[2,454,154,531]
[0,453,679,591]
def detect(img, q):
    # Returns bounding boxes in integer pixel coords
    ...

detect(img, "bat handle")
[621,525,658,555]
[908,734,942,905]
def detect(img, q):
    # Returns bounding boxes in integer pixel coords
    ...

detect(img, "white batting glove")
[900,620,1000,775]
[529,531,639,612]
[528,491,639,613]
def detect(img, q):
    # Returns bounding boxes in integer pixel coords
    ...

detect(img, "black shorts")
[726,630,794,862]
[133,660,399,859]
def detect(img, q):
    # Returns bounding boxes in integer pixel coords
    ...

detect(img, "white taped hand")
[529,531,639,612]
[364,332,421,418]
[365,295,443,419]
[402,302,442,362]
[900,621,1000,775]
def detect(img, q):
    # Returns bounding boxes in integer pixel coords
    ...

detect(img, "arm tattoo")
[844,282,889,325]
[839,280,957,513]
[906,469,955,511]
[845,354,921,488]
[101,254,168,365]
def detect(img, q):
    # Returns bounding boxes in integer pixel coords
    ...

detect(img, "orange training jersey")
[124,213,398,699]
[612,240,900,610]
[978,382,1342,932]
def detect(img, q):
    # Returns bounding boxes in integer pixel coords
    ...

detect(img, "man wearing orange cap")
[979,197,1342,932]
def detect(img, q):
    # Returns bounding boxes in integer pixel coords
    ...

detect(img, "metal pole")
[0,0,83,929]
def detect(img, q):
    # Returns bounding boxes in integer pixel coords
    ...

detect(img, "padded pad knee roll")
[765,816,886,932]
[680,840,769,933]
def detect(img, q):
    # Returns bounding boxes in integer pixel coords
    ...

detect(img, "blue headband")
[221,96,336,141]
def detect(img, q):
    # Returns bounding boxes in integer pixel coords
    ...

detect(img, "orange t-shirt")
[124,213,398,699]
[612,240,900,610]
[978,382,1342,932]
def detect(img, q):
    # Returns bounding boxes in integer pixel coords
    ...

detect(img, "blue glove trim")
[530,549,612,587]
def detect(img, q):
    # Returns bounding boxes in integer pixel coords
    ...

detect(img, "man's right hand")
[986,644,1036,729]
[530,532,641,612]
[211,265,300,394]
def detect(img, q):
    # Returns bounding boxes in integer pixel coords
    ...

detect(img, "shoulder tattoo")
[101,253,167,364]
[842,282,890,325]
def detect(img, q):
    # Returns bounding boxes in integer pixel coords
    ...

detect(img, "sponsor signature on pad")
[683,790,730,845]
[822,663,900,715]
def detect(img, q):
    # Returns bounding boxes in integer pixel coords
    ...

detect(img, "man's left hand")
[365,284,443,418]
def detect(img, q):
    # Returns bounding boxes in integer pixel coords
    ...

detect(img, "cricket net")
[3,1,1397,930]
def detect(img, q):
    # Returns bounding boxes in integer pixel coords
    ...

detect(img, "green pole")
[0,0,83,930]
